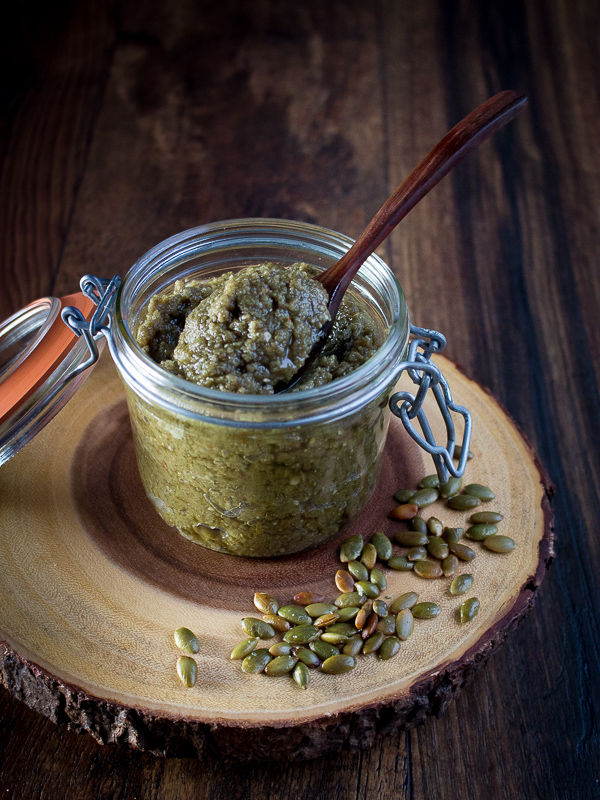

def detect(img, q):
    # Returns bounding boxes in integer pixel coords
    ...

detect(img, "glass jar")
[108,219,410,557]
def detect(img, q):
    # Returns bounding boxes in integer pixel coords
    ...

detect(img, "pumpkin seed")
[361,612,379,639]
[442,554,459,577]
[407,546,428,561]
[269,642,293,656]
[176,656,197,688]
[439,476,462,498]
[323,622,356,636]
[443,527,463,545]
[470,511,504,524]
[264,655,297,676]
[293,662,310,689]
[411,488,439,507]
[362,631,385,654]
[294,647,321,667]
[447,494,480,510]
[337,606,360,622]
[427,517,444,536]
[335,569,355,593]
[320,631,351,645]
[460,597,480,623]
[370,568,387,591]
[465,523,498,541]
[411,516,428,534]
[463,483,495,501]
[394,530,428,547]
[253,592,279,615]
[419,474,440,489]
[174,627,199,654]
[483,535,516,553]
[388,556,414,571]
[427,536,449,560]
[283,625,321,644]
[393,489,416,503]
[321,654,355,674]
[361,543,378,570]
[396,608,415,640]
[262,614,291,633]
[335,592,366,608]
[305,602,338,617]
[293,591,325,605]
[373,599,388,617]
[230,637,259,660]
[414,560,443,579]
[343,636,363,656]
[241,617,275,640]
[376,615,397,635]
[389,592,419,613]
[450,574,474,595]
[354,606,368,629]
[356,581,380,599]
[242,648,272,674]
[453,444,474,460]
[371,531,393,561]
[278,605,312,625]
[412,602,440,619]
[309,639,339,660]
[449,542,476,561]
[389,503,419,520]
[347,561,369,581]
[379,636,401,660]
[339,534,364,562]
[314,613,340,627]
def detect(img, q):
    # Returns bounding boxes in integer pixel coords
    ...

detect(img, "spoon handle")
[318,90,528,310]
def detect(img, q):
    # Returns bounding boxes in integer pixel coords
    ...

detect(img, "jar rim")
[112,219,410,425]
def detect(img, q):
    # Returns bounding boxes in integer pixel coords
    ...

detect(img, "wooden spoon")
[276,90,527,392]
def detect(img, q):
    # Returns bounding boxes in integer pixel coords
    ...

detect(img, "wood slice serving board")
[0,353,554,760]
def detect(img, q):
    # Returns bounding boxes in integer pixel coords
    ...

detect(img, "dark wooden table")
[1,1,598,797]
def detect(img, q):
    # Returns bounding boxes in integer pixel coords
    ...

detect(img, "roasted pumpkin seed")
[242,649,272,674]
[388,556,414,571]
[305,602,338,617]
[176,656,197,688]
[253,592,279,615]
[412,602,440,619]
[389,592,419,613]
[427,517,444,536]
[321,654,355,674]
[339,534,364,563]
[450,574,474,595]
[335,592,366,608]
[395,530,428,547]
[414,560,443,579]
[370,568,387,591]
[379,636,401,660]
[470,511,504,524]
[174,627,199,655]
[483,535,516,553]
[373,599,388,617]
[356,581,380,599]
[347,560,369,581]
[376,615,397,635]
[443,527,464,545]
[449,542,476,561]
[407,546,427,561]
[439,476,462,498]
[361,543,378,570]
[396,608,415,640]
[354,606,368,629]
[264,655,297,676]
[463,483,495,501]
[314,613,340,627]
[442,554,459,577]
[309,639,340,660]
[419,474,440,489]
[361,612,379,639]
[448,494,480,510]
[460,597,480,623]
[371,531,393,561]
[453,444,474,460]
[411,516,428,534]
[465,523,498,541]
[337,606,360,622]
[335,569,356,593]
[320,631,351,645]
[230,637,259,660]
[241,617,275,639]
[393,489,416,503]
[293,662,310,689]
[323,622,355,635]
[362,631,385,654]
[411,488,439,507]
[278,605,312,625]
[427,536,449,560]
[262,614,291,632]
[389,503,419,520]
[293,591,325,605]
[294,647,321,667]
[269,642,293,656]
[343,637,363,656]
[283,625,321,644]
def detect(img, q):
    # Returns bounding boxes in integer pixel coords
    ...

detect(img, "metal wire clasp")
[61,275,122,379]
[389,324,472,484]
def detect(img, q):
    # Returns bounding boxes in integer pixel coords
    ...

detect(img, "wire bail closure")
[389,324,472,484]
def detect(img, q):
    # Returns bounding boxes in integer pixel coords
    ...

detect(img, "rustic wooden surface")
[0,0,597,797]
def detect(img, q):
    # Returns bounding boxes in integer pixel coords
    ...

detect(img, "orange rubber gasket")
[0,292,96,426]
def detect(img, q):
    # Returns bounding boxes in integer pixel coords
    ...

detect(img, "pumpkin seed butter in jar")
[110,220,410,557]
